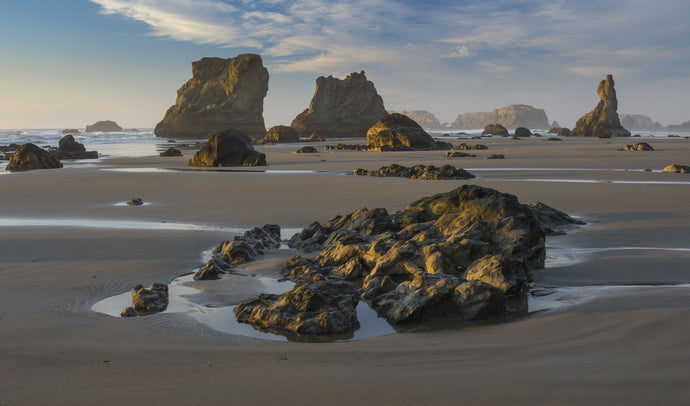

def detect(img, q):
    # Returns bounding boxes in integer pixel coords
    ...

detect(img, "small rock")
[127,198,144,206]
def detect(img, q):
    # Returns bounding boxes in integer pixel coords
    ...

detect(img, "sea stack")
[291,71,387,138]
[571,74,631,138]
[452,105,549,130]
[155,54,269,139]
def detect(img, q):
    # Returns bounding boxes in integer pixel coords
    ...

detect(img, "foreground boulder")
[482,124,509,136]
[571,74,631,138]
[366,113,442,150]
[155,54,269,139]
[662,164,690,173]
[291,71,387,138]
[624,142,653,151]
[121,283,168,317]
[6,143,63,172]
[355,164,475,180]
[86,120,122,132]
[188,130,266,167]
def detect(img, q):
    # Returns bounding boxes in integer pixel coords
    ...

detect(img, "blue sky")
[1,0,689,129]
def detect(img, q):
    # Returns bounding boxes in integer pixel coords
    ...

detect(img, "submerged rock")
[121,283,168,317]
[571,74,631,138]
[188,130,266,167]
[6,143,63,172]
[155,54,269,139]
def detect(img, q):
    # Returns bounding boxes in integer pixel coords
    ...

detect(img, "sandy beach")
[1,136,689,405]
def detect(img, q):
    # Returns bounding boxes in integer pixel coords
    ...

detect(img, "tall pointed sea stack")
[291,71,387,138]
[155,54,269,139]
[571,74,630,138]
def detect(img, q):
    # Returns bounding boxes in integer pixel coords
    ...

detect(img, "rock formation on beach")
[155,54,269,139]
[159,147,182,157]
[623,142,654,152]
[86,120,122,132]
[6,143,63,172]
[49,134,98,160]
[482,124,509,136]
[188,130,266,167]
[548,127,571,136]
[571,74,631,138]
[296,146,318,154]
[120,283,168,317]
[452,105,549,130]
[400,110,442,129]
[619,114,664,131]
[515,127,532,137]
[662,164,690,173]
[291,71,387,138]
[366,113,442,150]
[263,125,300,143]
[354,164,476,180]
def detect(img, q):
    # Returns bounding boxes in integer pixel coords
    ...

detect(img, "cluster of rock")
[86,120,122,132]
[623,142,654,152]
[5,143,63,172]
[452,104,549,130]
[187,130,266,167]
[291,71,387,139]
[233,185,582,339]
[155,54,269,139]
[354,164,476,180]
[121,283,169,317]
[457,143,488,150]
[571,75,631,138]
[48,134,98,160]
[662,164,690,173]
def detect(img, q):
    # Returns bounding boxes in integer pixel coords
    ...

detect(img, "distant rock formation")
[619,114,663,131]
[548,127,571,136]
[155,54,269,139]
[666,120,690,132]
[482,124,509,136]
[291,71,387,138]
[366,113,440,150]
[571,74,631,138]
[188,130,266,167]
[86,120,122,132]
[401,110,442,129]
[452,105,549,130]
[6,143,63,172]
[551,121,560,128]
[62,129,81,135]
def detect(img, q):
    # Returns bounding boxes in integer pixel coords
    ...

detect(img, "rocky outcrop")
[355,164,475,180]
[571,75,631,138]
[624,142,654,152]
[619,114,663,131]
[482,124,509,136]
[6,143,63,172]
[188,130,266,167]
[445,151,476,158]
[291,71,387,138]
[159,147,182,157]
[155,54,269,139]
[366,113,441,150]
[452,105,549,130]
[548,127,571,136]
[401,110,442,129]
[662,164,690,173]
[515,127,532,137]
[86,120,122,132]
[49,135,98,160]
[263,125,299,143]
[120,283,168,317]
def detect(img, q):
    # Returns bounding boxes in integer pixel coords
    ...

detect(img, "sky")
[0,0,689,129]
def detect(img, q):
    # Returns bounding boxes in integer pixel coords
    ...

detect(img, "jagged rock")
[86,121,122,132]
[211,224,281,266]
[360,164,475,180]
[121,283,168,317]
[624,142,654,152]
[49,135,98,160]
[453,280,507,320]
[160,147,182,157]
[264,125,300,143]
[445,151,476,158]
[457,143,488,150]
[193,258,229,281]
[548,127,571,136]
[528,202,585,235]
[482,124,509,136]
[291,71,387,138]
[188,130,266,167]
[155,54,269,139]
[401,110,442,129]
[296,146,318,154]
[464,255,528,295]
[662,164,690,173]
[452,104,549,130]
[572,74,631,138]
[6,143,63,172]
[234,280,360,340]
[619,114,664,131]
[366,113,440,150]
[515,127,532,137]
[127,198,144,206]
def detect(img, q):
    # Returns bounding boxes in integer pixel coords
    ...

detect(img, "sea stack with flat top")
[154,54,269,139]
[571,74,631,138]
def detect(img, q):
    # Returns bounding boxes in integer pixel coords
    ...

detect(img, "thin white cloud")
[567,66,629,78]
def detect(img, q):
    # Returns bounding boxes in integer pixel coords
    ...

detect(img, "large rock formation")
[6,143,63,172]
[400,110,442,129]
[571,75,631,138]
[619,114,663,131]
[187,130,266,167]
[452,105,549,130]
[366,113,440,150]
[155,54,269,139]
[86,120,122,132]
[291,71,387,138]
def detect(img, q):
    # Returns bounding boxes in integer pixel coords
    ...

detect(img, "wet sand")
[0,136,689,404]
